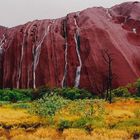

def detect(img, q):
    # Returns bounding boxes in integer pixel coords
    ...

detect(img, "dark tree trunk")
[102,49,113,103]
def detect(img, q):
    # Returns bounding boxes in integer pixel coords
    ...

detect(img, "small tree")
[136,79,140,97]
[102,49,113,103]
[30,95,68,118]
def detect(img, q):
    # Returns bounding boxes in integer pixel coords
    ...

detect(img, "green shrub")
[42,88,93,100]
[30,95,69,117]
[112,87,131,97]
[0,87,93,102]
[72,117,92,128]
[72,117,105,130]
[0,89,33,102]
[57,120,72,132]
[136,79,140,97]
[68,99,105,119]
[54,87,93,100]
[72,117,102,133]
[2,95,10,101]
[31,85,52,100]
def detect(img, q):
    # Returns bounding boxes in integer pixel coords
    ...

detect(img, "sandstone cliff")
[0,2,140,94]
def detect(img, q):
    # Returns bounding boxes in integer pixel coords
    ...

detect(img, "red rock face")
[0,26,7,88]
[0,2,140,94]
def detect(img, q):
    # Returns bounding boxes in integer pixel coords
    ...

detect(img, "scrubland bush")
[30,94,105,132]
[136,79,140,97]
[57,120,72,132]
[67,99,105,119]
[43,87,94,100]
[29,86,93,101]
[57,87,93,100]
[112,87,131,97]
[0,89,32,102]
[30,95,69,117]
[31,85,51,100]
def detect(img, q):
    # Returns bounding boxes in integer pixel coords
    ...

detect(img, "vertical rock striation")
[0,2,140,94]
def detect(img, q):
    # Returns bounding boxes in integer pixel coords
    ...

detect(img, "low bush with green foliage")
[31,85,52,100]
[0,87,94,103]
[30,95,69,117]
[67,99,105,119]
[32,86,94,99]
[57,120,72,132]
[112,87,131,97]
[53,87,94,100]
[136,79,140,97]
[30,93,105,131]
[72,117,92,128]
[0,89,33,102]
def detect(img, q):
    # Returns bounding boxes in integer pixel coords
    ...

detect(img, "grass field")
[0,98,139,140]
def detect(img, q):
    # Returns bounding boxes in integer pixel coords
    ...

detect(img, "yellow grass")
[0,98,139,140]
[0,128,131,140]
[0,107,41,127]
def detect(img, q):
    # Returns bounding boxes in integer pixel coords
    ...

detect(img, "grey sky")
[0,0,137,27]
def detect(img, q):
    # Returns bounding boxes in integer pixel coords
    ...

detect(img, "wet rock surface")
[0,2,140,93]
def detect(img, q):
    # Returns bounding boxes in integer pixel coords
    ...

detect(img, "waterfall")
[16,25,30,88]
[25,22,39,88]
[61,19,68,88]
[0,35,5,88]
[0,35,6,54]
[132,28,137,34]
[106,9,112,19]
[74,15,82,88]
[32,24,51,89]
[0,43,3,54]
[27,65,30,88]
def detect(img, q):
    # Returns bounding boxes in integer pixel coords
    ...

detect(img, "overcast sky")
[0,0,137,27]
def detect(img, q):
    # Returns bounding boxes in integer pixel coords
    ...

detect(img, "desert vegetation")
[0,79,139,140]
